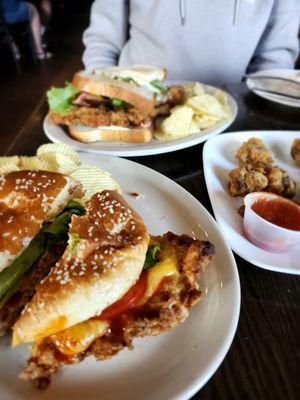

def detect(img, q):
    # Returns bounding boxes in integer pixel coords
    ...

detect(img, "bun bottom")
[68,123,153,143]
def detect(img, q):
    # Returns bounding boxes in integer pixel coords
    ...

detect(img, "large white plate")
[0,155,240,400]
[246,69,300,108]
[203,130,300,275]
[43,85,237,157]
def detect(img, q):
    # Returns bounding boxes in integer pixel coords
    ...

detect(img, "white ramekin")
[243,192,300,253]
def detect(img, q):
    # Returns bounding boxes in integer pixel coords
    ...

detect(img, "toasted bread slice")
[68,120,153,143]
[73,71,157,114]
[93,65,166,84]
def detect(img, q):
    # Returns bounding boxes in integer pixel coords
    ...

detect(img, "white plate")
[246,69,300,108]
[203,130,300,274]
[43,85,238,157]
[0,155,240,400]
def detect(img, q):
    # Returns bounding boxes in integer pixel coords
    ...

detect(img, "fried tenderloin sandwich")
[0,170,215,389]
[47,65,184,143]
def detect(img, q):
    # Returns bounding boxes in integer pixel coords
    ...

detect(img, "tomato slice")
[97,271,147,320]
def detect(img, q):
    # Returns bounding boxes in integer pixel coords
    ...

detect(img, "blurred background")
[0,0,92,145]
[0,0,299,150]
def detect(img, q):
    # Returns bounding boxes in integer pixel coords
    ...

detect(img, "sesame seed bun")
[12,191,149,345]
[0,170,84,274]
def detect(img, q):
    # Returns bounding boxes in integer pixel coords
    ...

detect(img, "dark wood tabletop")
[2,83,300,400]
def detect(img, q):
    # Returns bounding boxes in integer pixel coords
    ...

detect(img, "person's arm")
[247,0,300,73]
[82,0,129,71]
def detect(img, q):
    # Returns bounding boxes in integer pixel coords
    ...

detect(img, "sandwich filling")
[47,66,184,132]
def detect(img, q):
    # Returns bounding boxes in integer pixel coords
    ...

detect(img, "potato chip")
[183,82,205,99]
[37,143,81,166]
[0,156,19,167]
[186,94,229,120]
[37,152,78,175]
[160,106,194,139]
[0,162,19,174]
[188,118,202,134]
[0,156,20,173]
[38,152,59,172]
[194,114,220,130]
[214,90,232,118]
[19,156,42,170]
[55,153,79,175]
[70,166,121,201]
[153,130,168,142]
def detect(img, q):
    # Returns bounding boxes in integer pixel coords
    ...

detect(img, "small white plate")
[203,130,300,274]
[246,69,300,108]
[0,155,240,400]
[43,85,237,157]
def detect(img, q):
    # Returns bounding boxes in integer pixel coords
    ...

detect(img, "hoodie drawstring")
[233,0,240,25]
[180,0,256,27]
[234,0,256,25]
[180,0,186,25]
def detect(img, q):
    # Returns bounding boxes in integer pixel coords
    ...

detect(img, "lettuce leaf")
[47,83,79,114]
[111,98,129,108]
[150,80,166,92]
[143,245,161,269]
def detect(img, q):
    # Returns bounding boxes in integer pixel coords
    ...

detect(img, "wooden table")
[2,83,300,400]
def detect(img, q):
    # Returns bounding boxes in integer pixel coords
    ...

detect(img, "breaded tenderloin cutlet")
[50,105,150,128]
[20,232,215,389]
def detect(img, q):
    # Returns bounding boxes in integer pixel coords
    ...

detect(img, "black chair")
[0,3,36,71]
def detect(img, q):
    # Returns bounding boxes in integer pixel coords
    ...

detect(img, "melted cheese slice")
[49,249,179,356]
[49,320,108,356]
[141,257,179,304]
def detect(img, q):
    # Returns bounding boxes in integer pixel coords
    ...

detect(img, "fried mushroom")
[228,166,268,197]
[267,166,296,198]
[236,138,273,170]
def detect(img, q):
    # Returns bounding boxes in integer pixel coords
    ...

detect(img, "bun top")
[0,170,83,272]
[12,190,149,345]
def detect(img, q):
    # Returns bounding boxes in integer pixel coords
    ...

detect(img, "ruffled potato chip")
[38,152,78,174]
[55,153,79,175]
[194,114,220,130]
[38,152,59,172]
[70,166,121,201]
[37,143,81,166]
[186,94,229,119]
[214,90,232,118]
[188,119,202,134]
[0,162,19,174]
[0,156,20,173]
[183,82,206,99]
[160,106,194,139]
[153,130,168,142]
[19,156,42,170]
[0,156,19,167]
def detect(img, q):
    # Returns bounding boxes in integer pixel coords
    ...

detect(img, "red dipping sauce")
[251,198,300,231]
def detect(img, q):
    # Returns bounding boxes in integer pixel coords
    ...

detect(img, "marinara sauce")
[251,198,300,231]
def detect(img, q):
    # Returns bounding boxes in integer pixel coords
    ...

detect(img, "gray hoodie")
[82,0,300,85]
